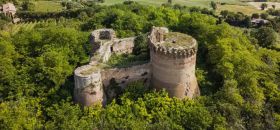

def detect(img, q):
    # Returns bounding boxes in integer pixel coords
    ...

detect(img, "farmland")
[217,4,263,15]
[4,21,41,35]
[100,0,244,8]
[33,1,63,12]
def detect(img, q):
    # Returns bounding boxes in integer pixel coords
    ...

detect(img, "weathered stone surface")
[101,63,150,88]
[74,27,200,106]
[112,37,135,54]
[149,27,199,99]
[90,29,116,43]
[74,65,106,106]
[89,29,136,63]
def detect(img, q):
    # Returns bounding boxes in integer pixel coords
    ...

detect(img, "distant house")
[251,18,269,26]
[0,3,16,18]
[0,3,19,23]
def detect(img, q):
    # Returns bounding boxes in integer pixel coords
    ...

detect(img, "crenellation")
[149,27,199,99]
[150,42,197,59]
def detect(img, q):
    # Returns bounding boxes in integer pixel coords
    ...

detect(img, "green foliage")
[0,98,43,129]
[251,13,260,19]
[210,1,217,10]
[45,101,101,130]
[107,53,148,68]
[99,88,212,130]
[251,27,278,48]
[260,13,269,19]
[261,3,268,10]
[21,1,35,11]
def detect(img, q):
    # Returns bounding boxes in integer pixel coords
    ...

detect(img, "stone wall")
[112,37,135,54]
[74,63,150,106]
[89,29,136,63]
[90,29,116,43]
[101,63,151,89]
[149,27,169,43]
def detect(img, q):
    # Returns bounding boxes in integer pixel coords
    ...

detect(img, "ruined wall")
[89,29,136,63]
[112,37,135,54]
[149,27,169,43]
[149,27,199,99]
[90,29,116,43]
[101,63,151,89]
[90,29,116,63]
[74,65,106,106]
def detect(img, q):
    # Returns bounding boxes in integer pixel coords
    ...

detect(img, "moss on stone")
[163,32,195,48]
[80,66,99,76]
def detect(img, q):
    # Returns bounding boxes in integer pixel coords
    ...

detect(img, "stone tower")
[74,64,106,106]
[149,27,199,99]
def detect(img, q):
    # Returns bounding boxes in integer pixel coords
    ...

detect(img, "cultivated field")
[34,1,63,12]
[101,0,244,8]
[4,21,43,35]
[101,0,260,15]
[248,2,280,10]
[217,4,263,15]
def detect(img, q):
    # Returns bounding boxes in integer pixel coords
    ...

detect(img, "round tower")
[149,27,199,99]
[74,64,106,106]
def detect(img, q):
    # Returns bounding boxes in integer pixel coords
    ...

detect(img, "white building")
[1,3,16,18]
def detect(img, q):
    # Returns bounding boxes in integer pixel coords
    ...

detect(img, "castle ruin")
[74,27,199,106]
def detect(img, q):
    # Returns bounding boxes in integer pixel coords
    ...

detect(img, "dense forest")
[0,1,280,130]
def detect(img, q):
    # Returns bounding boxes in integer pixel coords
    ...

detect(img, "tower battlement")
[149,26,198,59]
[150,43,197,59]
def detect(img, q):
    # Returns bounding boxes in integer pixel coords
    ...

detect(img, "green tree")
[45,101,101,130]
[260,13,269,19]
[220,10,229,18]
[0,98,43,129]
[252,27,277,48]
[252,13,260,19]
[21,1,35,11]
[261,3,268,10]
[210,1,217,10]
[168,0,172,4]
[272,5,276,9]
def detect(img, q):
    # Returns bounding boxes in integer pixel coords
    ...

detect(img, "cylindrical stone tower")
[149,27,199,99]
[74,64,106,106]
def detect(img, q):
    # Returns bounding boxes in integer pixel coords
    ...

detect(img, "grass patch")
[107,53,149,68]
[34,1,63,12]
[163,32,195,48]
[4,21,42,35]
[217,4,263,15]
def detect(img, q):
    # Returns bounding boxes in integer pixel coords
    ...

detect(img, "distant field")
[34,1,63,12]
[248,2,280,10]
[101,0,244,8]
[217,4,263,15]
[30,0,261,15]
[101,0,261,15]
